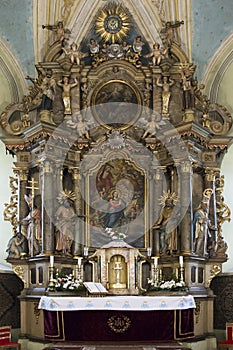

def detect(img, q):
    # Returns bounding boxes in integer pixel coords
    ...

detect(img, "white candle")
[147,247,152,257]
[153,257,158,267]
[77,257,83,267]
[50,255,54,267]
[179,255,184,267]
[84,247,89,257]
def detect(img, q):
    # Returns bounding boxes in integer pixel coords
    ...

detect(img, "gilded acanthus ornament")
[215,175,230,256]
[4,176,18,233]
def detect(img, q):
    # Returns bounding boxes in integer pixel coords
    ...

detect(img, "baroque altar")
[0,1,232,347]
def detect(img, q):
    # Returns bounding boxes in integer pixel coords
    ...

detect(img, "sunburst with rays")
[159,190,178,207]
[95,2,131,44]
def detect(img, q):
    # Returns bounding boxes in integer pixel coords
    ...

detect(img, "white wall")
[221,145,233,272]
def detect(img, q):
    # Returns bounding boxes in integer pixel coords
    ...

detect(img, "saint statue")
[156,75,175,115]
[20,194,41,256]
[55,190,77,256]
[193,189,213,256]
[153,192,178,255]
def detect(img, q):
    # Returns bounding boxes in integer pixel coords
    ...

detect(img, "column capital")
[153,166,166,180]
[37,157,55,174]
[205,167,220,182]
[204,168,214,182]
[68,166,80,180]
[178,160,193,174]
[13,167,29,181]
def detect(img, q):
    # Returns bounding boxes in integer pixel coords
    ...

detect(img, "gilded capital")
[68,167,80,180]
[13,167,29,181]
[205,168,215,182]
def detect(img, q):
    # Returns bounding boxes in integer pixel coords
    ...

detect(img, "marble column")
[204,168,219,255]
[69,166,83,257]
[13,167,29,225]
[152,166,166,256]
[39,158,55,255]
[54,161,64,196]
[205,168,218,227]
[179,160,193,254]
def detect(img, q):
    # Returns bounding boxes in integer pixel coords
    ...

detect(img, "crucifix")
[26,178,39,199]
[25,178,39,256]
[114,261,123,286]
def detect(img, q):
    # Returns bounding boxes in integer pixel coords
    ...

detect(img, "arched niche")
[109,254,127,289]
[80,144,151,249]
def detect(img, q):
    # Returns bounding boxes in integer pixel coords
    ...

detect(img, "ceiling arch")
[201,33,233,103]
[0,39,27,103]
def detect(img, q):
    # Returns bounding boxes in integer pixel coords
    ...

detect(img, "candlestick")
[47,266,55,291]
[152,257,159,286]
[50,255,54,267]
[179,255,183,267]
[153,257,158,267]
[180,266,184,283]
[77,257,83,267]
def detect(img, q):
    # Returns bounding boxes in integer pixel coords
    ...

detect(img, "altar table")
[39,295,195,342]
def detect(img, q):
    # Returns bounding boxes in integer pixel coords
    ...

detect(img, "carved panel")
[0,272,23,328]
[211,274,233,329]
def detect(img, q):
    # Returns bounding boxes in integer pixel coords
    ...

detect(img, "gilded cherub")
[144,42,167,66]
[42,21,71,46]
[62,42,88,65]
[66,113,90,139]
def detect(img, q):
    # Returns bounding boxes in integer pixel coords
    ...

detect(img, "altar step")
[43,343,192,350]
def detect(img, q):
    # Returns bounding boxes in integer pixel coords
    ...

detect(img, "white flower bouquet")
[105,227,127,240]
[52,271,84,292]
[148,275,188,292]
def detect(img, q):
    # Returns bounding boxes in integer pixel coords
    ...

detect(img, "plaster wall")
[192,0,233,81]
[0,0,34,76]
[220,146,233,273]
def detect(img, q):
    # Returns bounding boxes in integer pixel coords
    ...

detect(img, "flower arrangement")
[105,227,127,240]
[52,271,84,292]
[148,274,188,292]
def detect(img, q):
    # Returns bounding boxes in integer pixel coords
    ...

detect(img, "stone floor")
[43,343,192,350]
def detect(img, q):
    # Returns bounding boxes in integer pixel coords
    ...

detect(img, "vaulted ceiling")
[0,0,233,120]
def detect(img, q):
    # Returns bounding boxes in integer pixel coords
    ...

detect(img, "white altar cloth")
[39,295,195,312]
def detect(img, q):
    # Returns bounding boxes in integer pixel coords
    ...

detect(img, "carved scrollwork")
[4,176,18,233]
[0,103,25,136]
[215,175,231,228]
[207,264,221,287]
[206,103,232,135]
[194,300,201,324]
[13,265,26,287]
[33,301,41,325]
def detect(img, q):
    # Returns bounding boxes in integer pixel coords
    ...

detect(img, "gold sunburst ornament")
[96,3,131,44]
[57,190,76,204]
[159,190,178,207]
